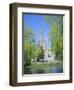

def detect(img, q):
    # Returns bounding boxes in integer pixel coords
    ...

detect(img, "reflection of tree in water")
[24,66,31,74]
[24,66,45,74]
[24,65,63,74]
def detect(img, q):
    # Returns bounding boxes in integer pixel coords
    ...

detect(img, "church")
[36,27,54,63]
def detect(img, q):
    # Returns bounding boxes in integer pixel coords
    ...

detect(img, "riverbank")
[24,61,63,74]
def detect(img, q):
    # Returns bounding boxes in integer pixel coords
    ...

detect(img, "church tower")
[38,24,45,49]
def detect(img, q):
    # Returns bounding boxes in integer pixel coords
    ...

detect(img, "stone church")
[37,28,54,63]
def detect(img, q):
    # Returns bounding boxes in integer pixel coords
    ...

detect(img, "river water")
[24,65,63,74]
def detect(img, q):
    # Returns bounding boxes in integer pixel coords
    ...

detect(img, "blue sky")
[23,14,51,48]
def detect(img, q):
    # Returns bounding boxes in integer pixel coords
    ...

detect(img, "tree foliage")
[35,47,44,61]
[24,28,44,65]
[24,28,35,66]
[44,15,63,61]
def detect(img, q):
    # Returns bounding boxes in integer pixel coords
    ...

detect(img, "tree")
[24,28,35,66]
[44,15,63,61]
[35,46,44,62]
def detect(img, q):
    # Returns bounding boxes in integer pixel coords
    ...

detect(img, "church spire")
[38,23,45,48]
[40,23,43,42]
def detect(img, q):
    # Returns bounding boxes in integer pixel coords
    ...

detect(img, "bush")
[24,50,31,66]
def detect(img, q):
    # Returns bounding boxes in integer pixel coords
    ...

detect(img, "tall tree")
[44,15,63,61]
[24,28,35,66]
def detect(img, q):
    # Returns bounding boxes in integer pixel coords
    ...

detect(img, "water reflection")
[31,69,45,74]
[24,67,32,74]
[24,66,63,74]
[51,67,63,73]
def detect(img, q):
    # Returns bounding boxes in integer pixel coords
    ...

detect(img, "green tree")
[44,15,63,61]
[35,46,44,62]
[24,28,35,66]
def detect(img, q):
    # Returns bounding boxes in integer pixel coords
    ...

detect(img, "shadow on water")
[24,66,32,74]
[24,65,63,74]
[31,69,45,74]
[24,66,45,74]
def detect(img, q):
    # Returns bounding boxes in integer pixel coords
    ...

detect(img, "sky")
[23,13,51,48]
